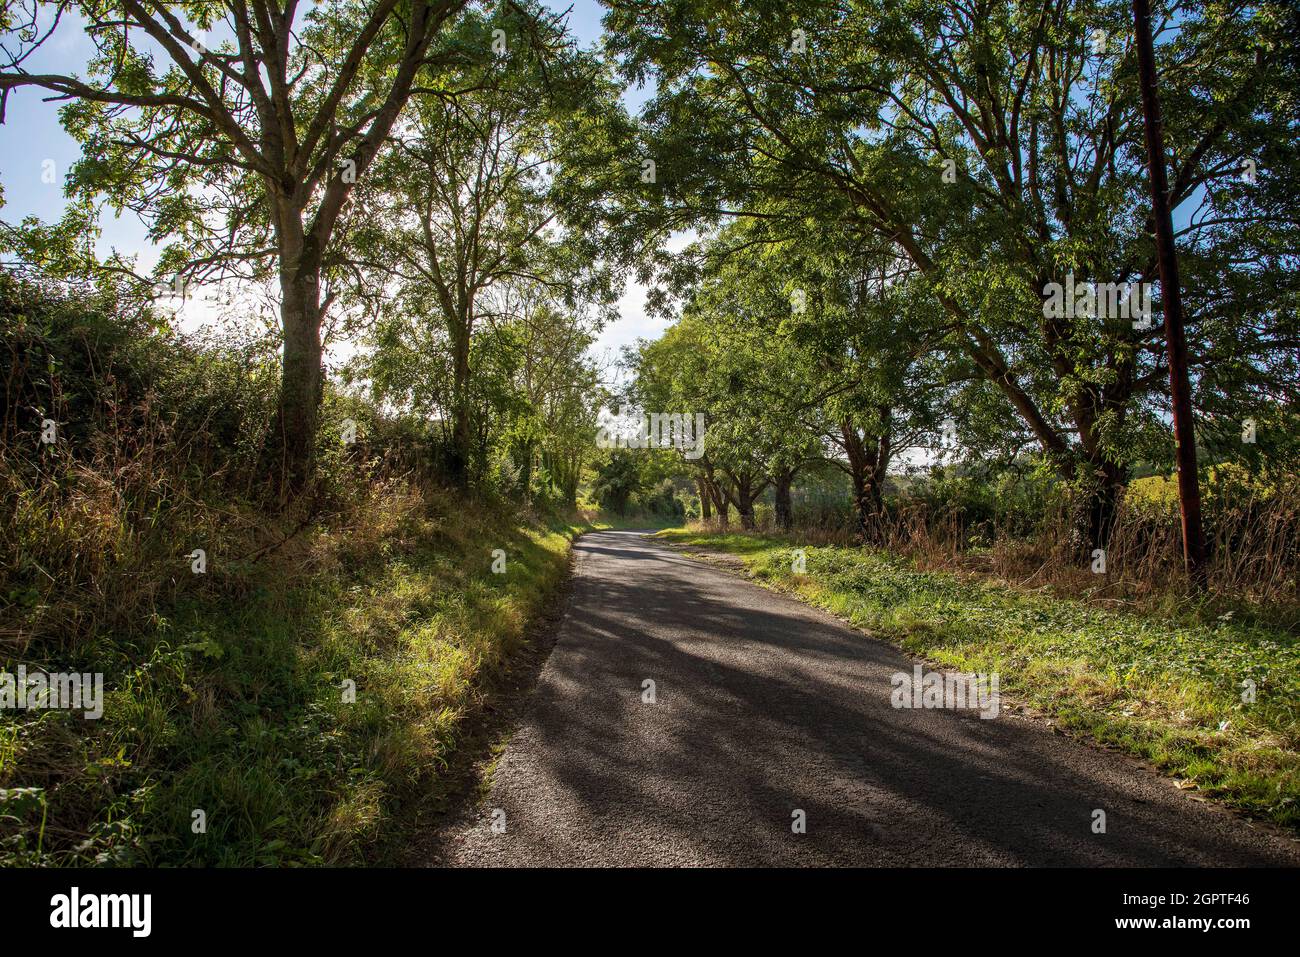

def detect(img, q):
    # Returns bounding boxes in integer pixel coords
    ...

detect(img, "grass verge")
[657,529,1300,832]
[1,486,585,866]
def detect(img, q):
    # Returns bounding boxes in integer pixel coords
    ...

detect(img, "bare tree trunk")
[841,419,887,544]
[729,471,765,531]
[271,211,324,498]
[1133,0,1207,589]
[697,475,712,520]
[703,463,728,528]
[712,478,731,529]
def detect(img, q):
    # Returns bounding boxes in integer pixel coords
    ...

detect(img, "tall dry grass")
[698,473,1300,621]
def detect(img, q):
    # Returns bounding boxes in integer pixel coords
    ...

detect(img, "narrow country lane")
[432,531,1300,867]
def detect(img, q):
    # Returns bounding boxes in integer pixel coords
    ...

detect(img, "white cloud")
[589,229,695,360]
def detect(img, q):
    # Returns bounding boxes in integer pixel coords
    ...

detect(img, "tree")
[1,0,470,493]
[341,4,630,486]
[609,0,1299,549]
[490,291,601,503]
[635,213,946,538]
[631,236,829,532]
[1132,0,1205,587]
[591,449,641,517]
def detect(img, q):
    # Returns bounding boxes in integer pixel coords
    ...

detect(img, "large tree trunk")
[727,471,765,531]
[1078,460,1128,557]
[849,465,870,541]
[697,475,712,520]
[272,213,324,498]
[715,486,730,528]
[1042,323,1136,553]
[841,418,889,544]
[712,480,730,529]
[703,463,728,528]
[861,475,885,542]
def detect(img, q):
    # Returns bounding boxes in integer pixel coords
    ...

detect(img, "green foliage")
[0,271,588,866]
[2,0,1298,862]
[337,6,629,495]
[904,466,1063,542]
[638,478,686,519]
[613,0,1300,516]
[590,450,643,516]
[0,483,580,866]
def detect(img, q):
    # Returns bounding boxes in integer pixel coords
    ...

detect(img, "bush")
[637,478,685,519]
[591,450,642,516]
[0,271,582,865]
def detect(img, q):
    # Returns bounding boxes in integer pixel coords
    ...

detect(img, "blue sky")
[0,0,673,361]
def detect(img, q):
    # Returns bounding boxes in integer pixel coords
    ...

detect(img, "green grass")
[586,515,682,531]
[1,491,586,866]
[657,529,1300,831]
[576,502,684,531]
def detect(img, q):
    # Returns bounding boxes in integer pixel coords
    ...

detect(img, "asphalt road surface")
[433,530,1300,866]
